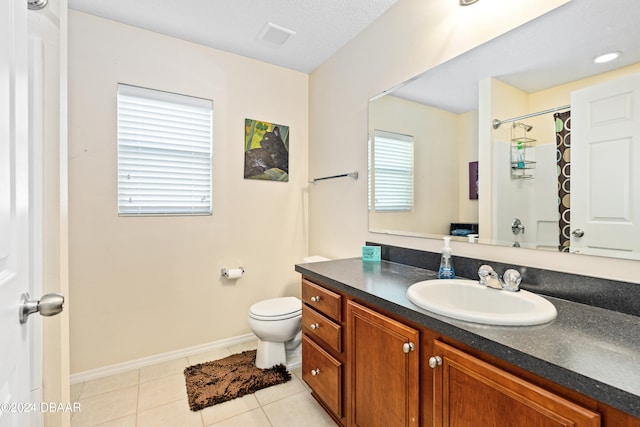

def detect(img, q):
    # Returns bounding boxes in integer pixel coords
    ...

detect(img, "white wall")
[368,95,459,235]
[308,0,640,284]
[68,11,309,373]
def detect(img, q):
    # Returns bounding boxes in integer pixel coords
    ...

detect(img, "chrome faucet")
[478,265,521,292]
[478,265,502,289]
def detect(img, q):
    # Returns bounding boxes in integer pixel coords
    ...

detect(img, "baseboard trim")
[70,333,257,384]
[287,360,301,370]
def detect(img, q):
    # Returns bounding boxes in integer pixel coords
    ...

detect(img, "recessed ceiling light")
[460,0,479,5]
[594,51,621,64]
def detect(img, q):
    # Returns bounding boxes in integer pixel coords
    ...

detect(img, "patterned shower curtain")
[555,111,571,252]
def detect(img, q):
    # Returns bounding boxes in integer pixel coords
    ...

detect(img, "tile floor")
[70,341,336,427]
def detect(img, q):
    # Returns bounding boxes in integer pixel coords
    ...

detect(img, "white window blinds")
[117,84,213,216]
[371,130,414,212]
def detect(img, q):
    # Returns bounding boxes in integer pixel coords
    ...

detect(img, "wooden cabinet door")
[347,301,419,427]
[432,340,600,427]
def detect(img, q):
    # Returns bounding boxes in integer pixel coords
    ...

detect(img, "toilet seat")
[249,297,302,321]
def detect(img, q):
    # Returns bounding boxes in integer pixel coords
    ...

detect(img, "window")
[117,84,212,216]
[369,130,414,212]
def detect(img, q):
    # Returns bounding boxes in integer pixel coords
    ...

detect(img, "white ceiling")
[391,0,640,113]
[67,0,399,73]
[67,0,640,111]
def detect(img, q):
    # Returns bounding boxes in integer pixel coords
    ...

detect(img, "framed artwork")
[469,161,478,200]
[244,118,290,181]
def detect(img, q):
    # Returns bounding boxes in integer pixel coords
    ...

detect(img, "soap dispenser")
[437,236,455,279]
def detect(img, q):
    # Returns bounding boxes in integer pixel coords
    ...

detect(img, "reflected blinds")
[370,130,414,212]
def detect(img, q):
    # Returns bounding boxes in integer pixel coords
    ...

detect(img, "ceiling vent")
[258,22,296,47]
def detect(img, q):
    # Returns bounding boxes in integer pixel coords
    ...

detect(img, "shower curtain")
[555,111,571,252]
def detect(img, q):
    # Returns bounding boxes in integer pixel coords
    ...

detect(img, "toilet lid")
[249,297,302,320]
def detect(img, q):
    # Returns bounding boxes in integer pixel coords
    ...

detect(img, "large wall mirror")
[368,0,640,261]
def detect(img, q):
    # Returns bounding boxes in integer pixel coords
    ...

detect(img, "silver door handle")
[571,229,585,237]
[511,218,525,235]
[19,292,64,324]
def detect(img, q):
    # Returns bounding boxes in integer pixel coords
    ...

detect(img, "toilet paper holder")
[220,267,245,278]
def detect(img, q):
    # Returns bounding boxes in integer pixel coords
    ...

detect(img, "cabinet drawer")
[302,334,343,418]
[302,279,342,322]
[302,305,341,353]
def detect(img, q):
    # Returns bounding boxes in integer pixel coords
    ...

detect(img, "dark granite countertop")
[295,258,640,419]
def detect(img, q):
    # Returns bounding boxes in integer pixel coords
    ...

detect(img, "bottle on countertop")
[437,236,455,279]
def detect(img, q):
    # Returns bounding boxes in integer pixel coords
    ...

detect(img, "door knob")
[571,229,585,237]
[19,292,64,324]
[511,218,525,235]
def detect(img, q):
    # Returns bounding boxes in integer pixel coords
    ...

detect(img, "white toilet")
[247,256,330,369]
[248,296,302,369]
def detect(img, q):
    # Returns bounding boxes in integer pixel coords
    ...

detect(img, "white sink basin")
[406,279,557,326]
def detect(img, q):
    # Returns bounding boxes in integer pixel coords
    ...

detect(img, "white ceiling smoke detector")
[258,22,296,47]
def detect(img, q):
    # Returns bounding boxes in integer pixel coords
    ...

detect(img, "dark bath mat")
[184,350,291,411]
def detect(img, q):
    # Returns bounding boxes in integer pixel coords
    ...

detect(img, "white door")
[571,73,640,259]
[1,1,63,426]
[1,0,34,425]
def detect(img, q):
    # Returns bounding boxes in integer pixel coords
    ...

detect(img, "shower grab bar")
[310,171,358,185]
[493,104,570,129]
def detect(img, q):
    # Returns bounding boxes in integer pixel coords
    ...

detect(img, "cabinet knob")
[429,356,442,369]
[310,296,321,302]
[311,369,320,376]
[310,323,320,330]
[402,342,415,353]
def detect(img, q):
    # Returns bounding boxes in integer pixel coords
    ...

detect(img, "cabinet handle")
[310,296,321,302]
[310,323,320,330]
[429,356,442,368]
[402,342,415,353]
[311,369,320,376]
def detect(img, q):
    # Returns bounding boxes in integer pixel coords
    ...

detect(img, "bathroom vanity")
[296,257,640,427]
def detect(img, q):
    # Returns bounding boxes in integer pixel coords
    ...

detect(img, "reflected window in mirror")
[368,130,414,212]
